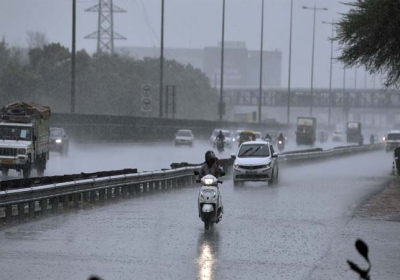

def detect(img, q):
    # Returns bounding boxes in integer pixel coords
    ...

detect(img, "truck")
[0,102,51,178]
[346,122,362,143]
[295,117,316,146]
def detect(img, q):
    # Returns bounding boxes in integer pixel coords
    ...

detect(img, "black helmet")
[205,150,216,162]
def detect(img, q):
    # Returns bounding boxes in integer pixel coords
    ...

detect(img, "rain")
[0,1,399,279]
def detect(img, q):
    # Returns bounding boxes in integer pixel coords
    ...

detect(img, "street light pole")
[322,20,335,126]
[219,0,226,121]
[287,0,293,124]
[71,0,76,113]
[159,0,165,118]
[302,4,328,117]
[258,0,265,123]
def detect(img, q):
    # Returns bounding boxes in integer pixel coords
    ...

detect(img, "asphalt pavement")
[0,149,397,280]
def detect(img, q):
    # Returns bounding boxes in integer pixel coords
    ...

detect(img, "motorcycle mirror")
[193,171,199,176]
[355,239,369,262]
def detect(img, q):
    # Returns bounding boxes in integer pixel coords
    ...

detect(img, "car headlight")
[18,148,26,155]
[232,138,235,142]
[55,139,62,144]
[264,162,271,168]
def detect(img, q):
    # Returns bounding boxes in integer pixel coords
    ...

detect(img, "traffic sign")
[141,84,152,113]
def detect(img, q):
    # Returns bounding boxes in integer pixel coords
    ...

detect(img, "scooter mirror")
[355,239,369,262]
[193,171,199,176]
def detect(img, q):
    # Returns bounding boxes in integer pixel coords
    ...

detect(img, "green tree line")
[0,39,219,120]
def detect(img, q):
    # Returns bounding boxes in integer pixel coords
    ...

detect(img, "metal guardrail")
[0,144,383,224]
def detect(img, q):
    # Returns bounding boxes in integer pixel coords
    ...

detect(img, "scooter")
[194,171,224,230]
[216,138,224,153]
[277,140,285,151]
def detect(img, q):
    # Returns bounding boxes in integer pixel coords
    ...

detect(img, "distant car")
[385,130,400,151]
[49,127,69,155]
[233,130,244,144]
[254,131,262,141]
[211,129,233,149]
[175,129,194,147]
[231,140,279,186]
[332,131,345,142]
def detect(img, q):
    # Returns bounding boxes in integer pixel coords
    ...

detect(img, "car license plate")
[2,159,13,165]
[246,170,257,175]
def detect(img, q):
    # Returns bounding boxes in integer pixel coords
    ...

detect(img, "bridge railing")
[0,144,383,225]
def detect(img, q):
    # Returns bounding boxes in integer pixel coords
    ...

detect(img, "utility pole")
[302,4,328,117]
[159,0,165,118]
[322,20,335,126]
[71,0,76,113]
[85,0,126,53]
[258,0,265,123]
[287,0,293,124]
[219,0,226,121]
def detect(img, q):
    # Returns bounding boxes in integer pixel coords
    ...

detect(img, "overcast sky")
[0,0,384,88]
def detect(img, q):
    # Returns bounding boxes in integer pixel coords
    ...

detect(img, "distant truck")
[385,130,400,152]
[295,117,316,146]
[0,102,51,178]
[346,122,362,143]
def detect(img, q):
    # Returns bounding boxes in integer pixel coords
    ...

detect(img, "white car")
[210,129,233,148]
[175,129,194,147]
[231,140,279,186]
[254,131,262,141]
[385,130,400,151]
[332,131,345,142]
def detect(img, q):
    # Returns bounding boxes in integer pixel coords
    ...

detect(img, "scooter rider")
[196,150,223,221]
[278,133,285,143]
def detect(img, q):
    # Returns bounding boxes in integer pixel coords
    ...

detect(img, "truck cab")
[0,102,51,178]
[346,122,362,143]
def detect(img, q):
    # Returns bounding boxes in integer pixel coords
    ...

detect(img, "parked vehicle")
[50,127,69,155]
[174,129,194,147]
[385,130,400,151]
[0,102,50,178]
[254,131,262,141]
[347,122,362,143]
[232,140,279,186]
[194,172,224,230]
[295,117,316,146]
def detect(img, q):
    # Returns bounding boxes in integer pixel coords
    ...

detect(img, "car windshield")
[50,128,62,137]
[177,131,191,137]
[0,126,32,141]
[238,144,270,158]
[387,133,400,140]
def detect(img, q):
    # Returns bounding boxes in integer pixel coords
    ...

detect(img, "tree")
[26,31,48,49]
[335,0,400,87]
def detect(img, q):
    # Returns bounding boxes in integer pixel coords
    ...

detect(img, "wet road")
[0,149,398,279]
[2,138,350,179]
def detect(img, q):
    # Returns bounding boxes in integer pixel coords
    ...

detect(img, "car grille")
[0,147,17,156]
[238,165,265,170]
[236,174,269,179]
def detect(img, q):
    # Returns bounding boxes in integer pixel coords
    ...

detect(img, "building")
[117,42,282,88]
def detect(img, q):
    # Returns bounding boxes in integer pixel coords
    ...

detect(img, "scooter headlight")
[204,178,214,185]
[278,141,283,144]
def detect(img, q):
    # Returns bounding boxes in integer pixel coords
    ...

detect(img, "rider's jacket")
[197,162,222,181]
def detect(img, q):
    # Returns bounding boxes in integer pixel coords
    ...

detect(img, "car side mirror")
[272,153,278,158]
[193,171,199,176]
[220,171,226,177]
[230,153,236,159]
